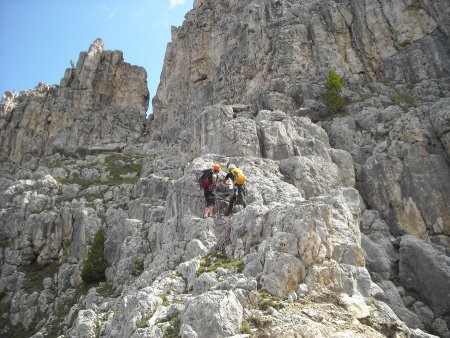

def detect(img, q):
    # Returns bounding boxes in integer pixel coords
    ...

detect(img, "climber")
[224,164,247,216]
[200,163,221,218]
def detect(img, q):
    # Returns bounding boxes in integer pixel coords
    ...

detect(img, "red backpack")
[198,169,214,190]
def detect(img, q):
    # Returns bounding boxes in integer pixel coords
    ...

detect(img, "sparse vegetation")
[258,289,285,311]
[249,316,272,329]
[135,314,151,330]
[164,317,181,337]
[96,283,116,298]
[197,252,244,276]
[158,293,170,307]
[56,153,143,191]
[0,239,9,248]
[325,69,346,117]
[240,319,251,334]
[131,259,145,277]
[81,227,109,284]
[20,261,59,293]
[390,92,416,110]
[63,238,72,250]
[104,154,142,179]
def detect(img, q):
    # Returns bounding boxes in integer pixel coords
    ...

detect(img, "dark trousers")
[226,185,247,214]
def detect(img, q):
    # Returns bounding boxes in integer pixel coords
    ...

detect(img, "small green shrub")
[164,317,181,337]
[131,259,145,277]
[81,227,109,284]
[325,69,346,117]
[240,319,251,334]
[258,289,285,311]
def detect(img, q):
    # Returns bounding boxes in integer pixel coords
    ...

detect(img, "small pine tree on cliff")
[325,69,345,116]
[81,227,109,283]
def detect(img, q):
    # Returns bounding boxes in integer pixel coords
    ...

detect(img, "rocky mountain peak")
[1,2,450,338]
[0,38,149,169]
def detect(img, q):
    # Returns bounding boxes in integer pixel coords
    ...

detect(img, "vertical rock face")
[152,0,450,141]
[0,38,149,167]
[326,85,450,248]
[1,2,450,337]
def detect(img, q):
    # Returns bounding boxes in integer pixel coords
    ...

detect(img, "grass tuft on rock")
[197,252,244,276]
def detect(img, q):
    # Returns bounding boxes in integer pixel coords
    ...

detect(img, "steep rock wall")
[0,39,149,168]
[151,0,450,142]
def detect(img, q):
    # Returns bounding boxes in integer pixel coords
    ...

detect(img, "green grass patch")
[240,319,251,334]
[164,317,181,337]
[135,314,151,330]
[57,153,144,190]
[390,93,416,110]
[249,316,272,329]
[258,289,285,311]
[158,294,170,307]
[197,252,244,276]
[104,154,142,178]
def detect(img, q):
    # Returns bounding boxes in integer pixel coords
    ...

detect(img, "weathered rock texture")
[1,1,450,337]
[0,38,149,168]
[326,82,450,248]
[151,0,450,141]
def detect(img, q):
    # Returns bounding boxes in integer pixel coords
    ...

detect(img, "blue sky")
[0,0,194,114]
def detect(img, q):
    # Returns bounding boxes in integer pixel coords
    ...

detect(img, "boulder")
[181,291,243,338]
[398,235,450,316]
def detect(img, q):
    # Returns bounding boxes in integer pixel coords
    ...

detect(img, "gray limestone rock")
[180,291,243,338]
[152,0,450,138]
[1,2,449,336]
[430,97,450,156]
[378,280,424,329]
[398,235,450,317]
[0,39,148,166]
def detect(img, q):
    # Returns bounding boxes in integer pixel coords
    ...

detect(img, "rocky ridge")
[0,1,449,338]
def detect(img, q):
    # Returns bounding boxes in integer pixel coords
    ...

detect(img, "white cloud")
[168,0,187,9]
[103,4,118,18]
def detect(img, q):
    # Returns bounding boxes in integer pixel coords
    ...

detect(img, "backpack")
[198,169,214,190]
[231,168,246,185]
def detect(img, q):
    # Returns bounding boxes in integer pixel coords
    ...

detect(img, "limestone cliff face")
[151,0,450,249]
[152,0,450,140]
[1,4,450,338]
[0,39,149,167]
